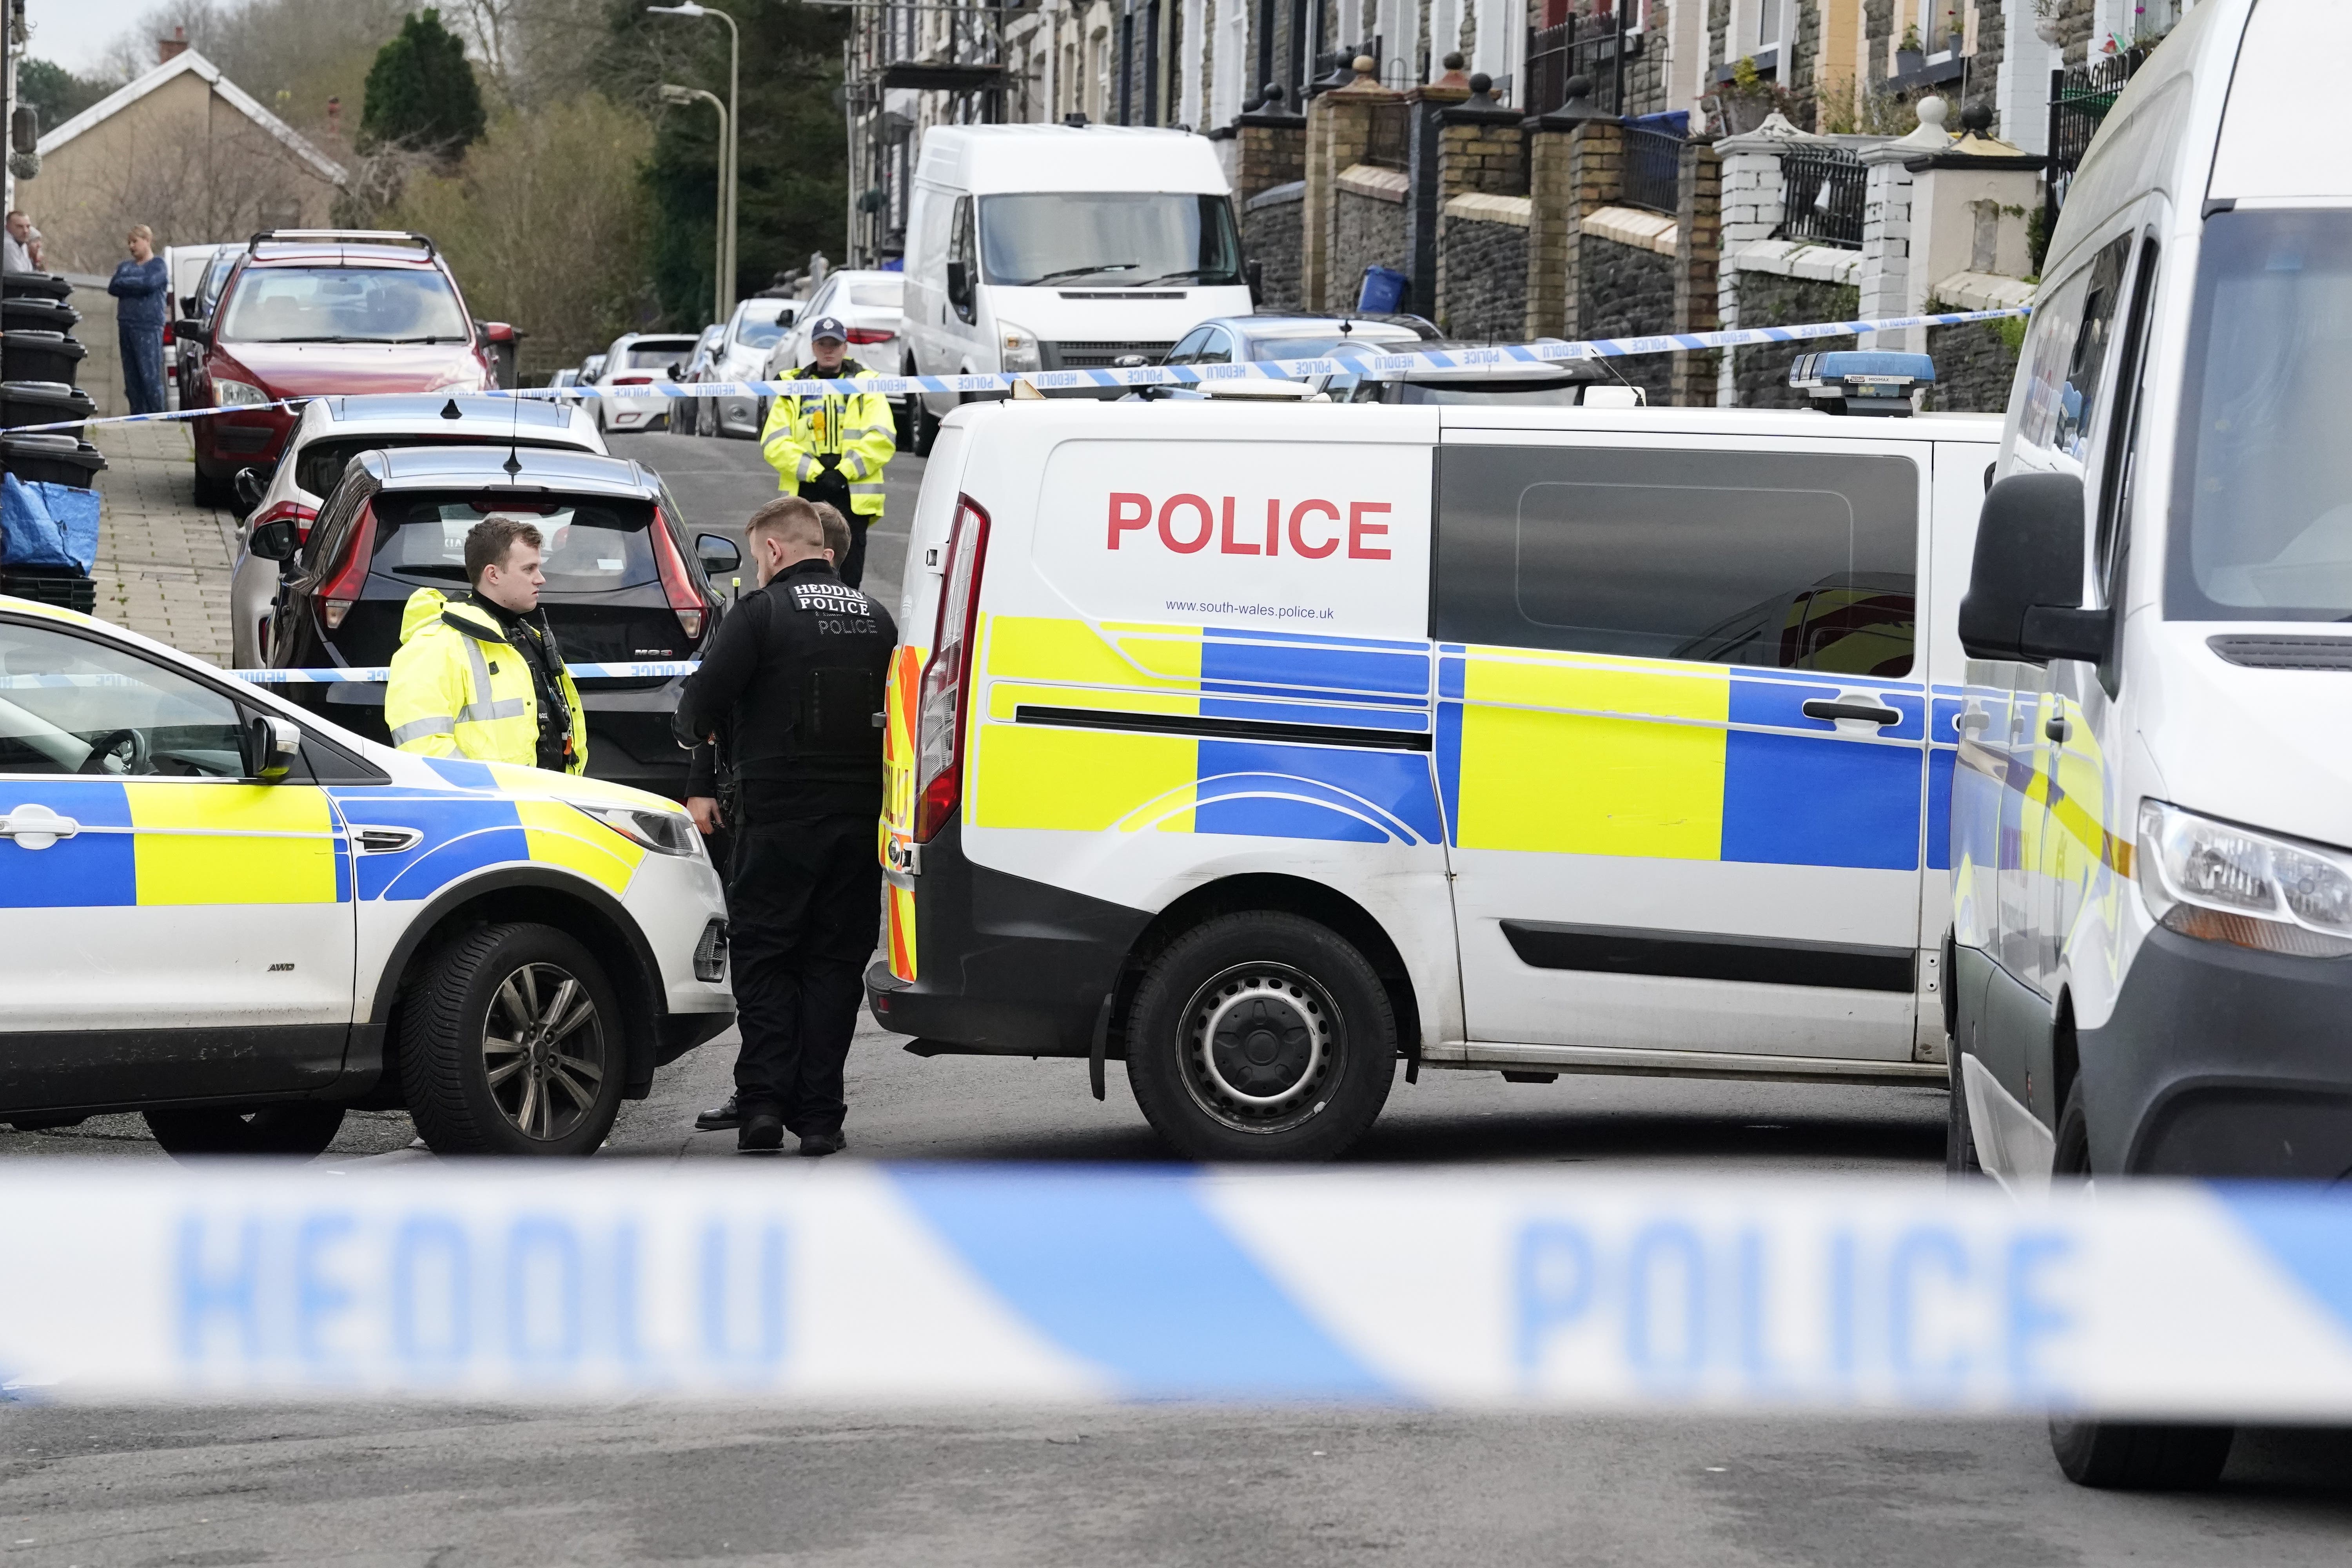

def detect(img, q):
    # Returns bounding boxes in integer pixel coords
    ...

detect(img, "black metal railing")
[1363,99,1411,171]
[1621,123,1682,215]
[2046,46,2152,229]
[1524,15,1644,118]
[1777,145,1866,249]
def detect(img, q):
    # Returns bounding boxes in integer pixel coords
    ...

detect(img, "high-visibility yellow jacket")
[759,359,895,516]
[384,588,588,774]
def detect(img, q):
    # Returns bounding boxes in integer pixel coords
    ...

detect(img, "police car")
[0,596,732,1157]
[866,359,1999,1160]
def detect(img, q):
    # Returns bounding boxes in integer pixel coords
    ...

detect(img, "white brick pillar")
[1710,112,1830,407]
[1858,100,1953,354]
[1996,4,2060,155]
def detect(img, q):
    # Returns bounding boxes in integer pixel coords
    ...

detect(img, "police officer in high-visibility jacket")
[758,315,895,587]
[384,515,588,773]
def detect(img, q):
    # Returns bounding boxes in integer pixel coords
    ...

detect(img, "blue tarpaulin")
[0,473,100,573]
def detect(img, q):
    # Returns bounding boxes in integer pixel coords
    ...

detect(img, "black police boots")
[739,1112,785,1152]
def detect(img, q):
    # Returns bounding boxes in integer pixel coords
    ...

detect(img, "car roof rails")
[247,229,437,260]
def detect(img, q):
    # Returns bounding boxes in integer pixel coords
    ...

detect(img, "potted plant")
[1896,25,1925,75]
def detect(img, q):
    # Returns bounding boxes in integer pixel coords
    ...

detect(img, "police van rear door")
[1433,422,1934,1065]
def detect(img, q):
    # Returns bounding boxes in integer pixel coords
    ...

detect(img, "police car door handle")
[0,804,79,849]
[1802,699,1903,727]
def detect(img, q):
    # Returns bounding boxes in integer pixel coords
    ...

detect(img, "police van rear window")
[369,494,659,591]
[1433,446,1919,677]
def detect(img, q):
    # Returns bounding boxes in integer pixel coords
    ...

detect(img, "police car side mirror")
[247,517,300,562]
[240,714,301,782]
[1958,472,2109,665]
[696,532,741,577]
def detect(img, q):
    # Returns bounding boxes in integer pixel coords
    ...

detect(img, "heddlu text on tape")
[4,1167,2352,1414]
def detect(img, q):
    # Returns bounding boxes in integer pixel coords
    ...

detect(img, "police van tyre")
[1944,1051,1984,1179]
[399,922,626,1157]
[2045,1080,2235,1488]
[143,1103,346,1158]
[1125,912,1397,1161]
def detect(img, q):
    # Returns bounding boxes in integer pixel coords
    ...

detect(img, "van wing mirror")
[696,532,741,576]
[1958,472,2109,664]
[1245,258,1264,305]
[946,259,972,309]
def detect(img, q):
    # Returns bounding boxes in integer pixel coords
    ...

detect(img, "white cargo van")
[866,391,2001,1161]
[1948,0,2347,1490]
[899,125,1253,451]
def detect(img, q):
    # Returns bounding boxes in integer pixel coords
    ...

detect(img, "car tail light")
[846,327,893,345]
[251,499,318,542]
[614,375,653,386]
[318,502,377,632]
[913,494,990,843]
[162,321,175,346]
[650,508,708,641]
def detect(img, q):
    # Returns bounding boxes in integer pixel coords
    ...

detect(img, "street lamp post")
[648,3,740,321]
[658,84,730,328]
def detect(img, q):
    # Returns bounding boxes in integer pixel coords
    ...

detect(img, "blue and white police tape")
[2,1167,2349,1412]
[0,305,2030,435]
[223,662,699,686]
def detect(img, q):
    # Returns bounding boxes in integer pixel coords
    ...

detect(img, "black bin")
[0,432,107,487]
[2,332,87,385]
[2,298,80,334]
[0,381,95,433]
[0,564,98,614]
[0,273,74,304]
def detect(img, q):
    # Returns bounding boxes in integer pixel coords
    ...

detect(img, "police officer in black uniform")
[674,494,897,1154]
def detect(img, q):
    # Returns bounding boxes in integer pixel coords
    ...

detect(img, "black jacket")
[673,558,898,819]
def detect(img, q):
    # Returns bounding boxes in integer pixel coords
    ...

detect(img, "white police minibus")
[867,362,2002,1161]
[1947,0,2348,1489]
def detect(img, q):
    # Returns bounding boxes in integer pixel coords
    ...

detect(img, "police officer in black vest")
[675,494,897,1154]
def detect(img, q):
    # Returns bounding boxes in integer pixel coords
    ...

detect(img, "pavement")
[7,415,2352,1564]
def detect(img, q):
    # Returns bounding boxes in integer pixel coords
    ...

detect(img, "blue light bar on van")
[1788,351,1936,417]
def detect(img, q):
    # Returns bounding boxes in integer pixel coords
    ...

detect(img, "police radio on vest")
[1106,492,1392,559]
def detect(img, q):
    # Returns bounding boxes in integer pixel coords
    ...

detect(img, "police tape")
[2,305,2030,435]
[223,662,699,686]
[1,1166,2348,1413]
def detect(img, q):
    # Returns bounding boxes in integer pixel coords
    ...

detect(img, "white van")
[1947,0,2345,1490]
[866,391,2000,1161]
[900,125,1253,452]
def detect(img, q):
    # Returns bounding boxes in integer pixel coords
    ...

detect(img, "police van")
[0,598,733,1157]
[866,377,2001,1160]
[1952,8,2352,1197]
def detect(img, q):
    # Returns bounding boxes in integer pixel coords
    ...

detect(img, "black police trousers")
[727,812,880,1132]
[798,470,870,586]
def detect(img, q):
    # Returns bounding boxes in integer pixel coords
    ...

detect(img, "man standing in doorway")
[676,495,896,1155]
[758,316,895,586]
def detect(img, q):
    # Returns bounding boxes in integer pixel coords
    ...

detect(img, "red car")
[183,230,516,505]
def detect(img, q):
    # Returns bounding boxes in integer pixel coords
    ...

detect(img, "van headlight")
[2136,800,2352,957]
[573,802,702,858]
[214,377,271,407]
[999,319,1043,374]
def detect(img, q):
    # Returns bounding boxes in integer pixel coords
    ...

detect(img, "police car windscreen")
[1433,446,1917,677]
[370,495,660,592]
[2169,208,2352,619]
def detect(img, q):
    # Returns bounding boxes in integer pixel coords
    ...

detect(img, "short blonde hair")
[811,501,850,565]
[745,494,825,555]
[128,224,153,244]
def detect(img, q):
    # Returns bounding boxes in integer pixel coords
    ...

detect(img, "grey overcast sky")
[23,0,150,75]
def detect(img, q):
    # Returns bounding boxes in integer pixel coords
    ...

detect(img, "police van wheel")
[2050,1417,2233,1490]
[400,922,625,1157]
[143,1103,346,1158]
[1945,1051,1984,1180]
[1125,912,1397,1161]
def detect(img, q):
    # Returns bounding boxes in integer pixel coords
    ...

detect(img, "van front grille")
[1043,340,1175,370]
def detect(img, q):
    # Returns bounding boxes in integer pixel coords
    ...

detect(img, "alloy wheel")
[481,962,608,1142]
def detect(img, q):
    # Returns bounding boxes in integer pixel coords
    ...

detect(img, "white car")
[759,271,904,433]
[592,332,701,433]
[692,298,798,439]
[0,594,733,1158]
[227,394,608,668]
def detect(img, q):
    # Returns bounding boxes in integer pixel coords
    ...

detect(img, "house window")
[1742,0,1789,59]
[1924,0,1962,57]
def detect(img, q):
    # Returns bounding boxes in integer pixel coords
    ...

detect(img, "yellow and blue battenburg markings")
[965,615,1953,868]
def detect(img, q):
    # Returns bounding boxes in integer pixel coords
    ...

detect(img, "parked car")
[1160,313,1435,368]
[677,323,726,435]
[899,124,1251,454]
[760,270,902,436]
[170,245,240,410]
[690,297,798,439]
[259,445,740,799]
[1322,341,1620,405]
[161,241,234,409]
[548,367,582,390]
[590,332,700,434]
[183,230,514,505]
[226,393,611,666]
[0,592,731,1157]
